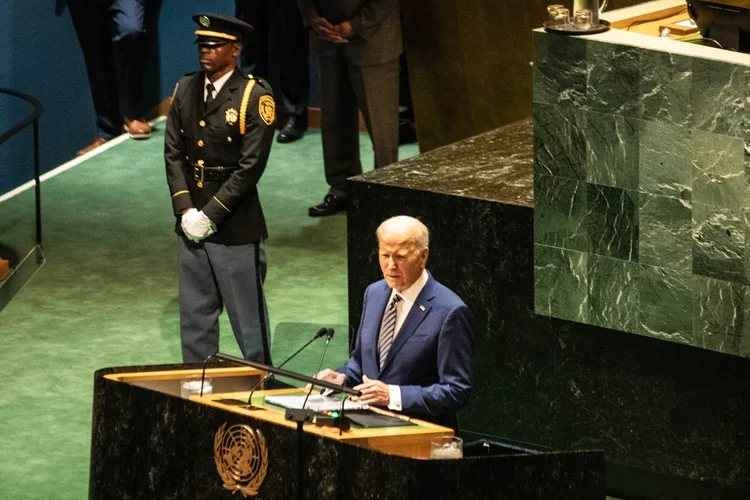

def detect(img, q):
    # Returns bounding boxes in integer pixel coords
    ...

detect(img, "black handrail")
[1,88,44,247]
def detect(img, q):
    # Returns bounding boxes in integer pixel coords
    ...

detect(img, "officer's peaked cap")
[193,13,252,46]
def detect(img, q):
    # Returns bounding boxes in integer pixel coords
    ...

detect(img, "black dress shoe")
[277,116,307,143]
[308,194,347,217]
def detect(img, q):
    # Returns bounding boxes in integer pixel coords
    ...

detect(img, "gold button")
[227,136,232,142]
[197,140,204,147]
[197,159,204,165]
[199,120,206,127]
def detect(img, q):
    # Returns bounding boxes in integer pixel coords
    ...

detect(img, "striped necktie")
[378,294,402,370]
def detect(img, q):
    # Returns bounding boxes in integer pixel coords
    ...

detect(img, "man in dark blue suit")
[317,216,474,429]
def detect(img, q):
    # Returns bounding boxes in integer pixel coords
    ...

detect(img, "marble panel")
[692,130,747,210]
[639,50,693,128]
[586,111,640,190]
[691,57,747,138]
[638,193,692,272]
[638,120,692,200]
[532,31,588,108]
[637,265,693,345]
[586,41,642,118]
[587,253,639,332]
[586,183,639,262]
[692,201,746,284]
[533,173,588,252]
[534,244,589,324]
[693,274,746,355]
[534,104,587,181]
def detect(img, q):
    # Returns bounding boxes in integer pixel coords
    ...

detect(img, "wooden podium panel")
[90,364,605,499]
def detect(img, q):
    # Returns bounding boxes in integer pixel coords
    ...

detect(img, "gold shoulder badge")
[199,15,210,27]
[214,423,268,497]
[225,108,238,126]
[258,95,275,126]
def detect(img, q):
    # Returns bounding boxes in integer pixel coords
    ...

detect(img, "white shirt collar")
[204,70,234,100]
[389,269,428,304]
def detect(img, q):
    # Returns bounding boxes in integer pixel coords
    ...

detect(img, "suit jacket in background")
[343,272,475,428]
[164,69,276,245]
[298,0,402,66]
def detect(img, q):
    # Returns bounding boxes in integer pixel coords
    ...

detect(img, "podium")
[89,364,605,499]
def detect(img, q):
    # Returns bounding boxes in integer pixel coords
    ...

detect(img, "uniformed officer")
[165,13,276,364]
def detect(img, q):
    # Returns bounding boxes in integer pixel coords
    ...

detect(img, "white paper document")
[264,395,361,412]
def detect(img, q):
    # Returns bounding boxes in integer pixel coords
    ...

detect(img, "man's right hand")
[311,16,348,44]
[181,208,215,242]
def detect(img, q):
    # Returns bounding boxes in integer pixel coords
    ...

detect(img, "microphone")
[247,327,330,404]
[301,328,335,411]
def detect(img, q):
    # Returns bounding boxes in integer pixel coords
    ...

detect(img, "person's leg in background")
[110,0,151,139]
[274,0,309,143]
[308,51,361,217]
[67,0,123,155]
[235,0,270,78]
[348,58,400,170]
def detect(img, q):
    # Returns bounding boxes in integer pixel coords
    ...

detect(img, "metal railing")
[0,88,43,246]
[0,88,44,312]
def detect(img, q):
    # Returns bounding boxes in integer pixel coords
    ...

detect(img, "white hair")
[376,216,429,249]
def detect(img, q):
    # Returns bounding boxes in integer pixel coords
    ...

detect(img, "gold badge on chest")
[225,107,238,126]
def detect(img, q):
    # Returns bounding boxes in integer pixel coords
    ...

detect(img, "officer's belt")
[189,161,239,182]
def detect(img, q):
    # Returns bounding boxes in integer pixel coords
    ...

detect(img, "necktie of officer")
[205,82,215,108]
[378,294,402,370]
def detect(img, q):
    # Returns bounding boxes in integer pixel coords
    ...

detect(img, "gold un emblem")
[214,423,269,497]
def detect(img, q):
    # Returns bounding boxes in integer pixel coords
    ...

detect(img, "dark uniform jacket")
[165,69,275,245]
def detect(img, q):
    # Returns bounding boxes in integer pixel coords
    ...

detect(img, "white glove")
[181,209,216,242]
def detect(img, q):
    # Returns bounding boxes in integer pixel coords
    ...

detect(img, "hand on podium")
[352,375,390,407]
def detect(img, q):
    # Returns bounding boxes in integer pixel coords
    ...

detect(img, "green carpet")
[0,124,418,499]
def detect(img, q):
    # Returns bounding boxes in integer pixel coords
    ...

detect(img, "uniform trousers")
[66,0,149,138]
[320,52,399,198]
[177,237,272,365]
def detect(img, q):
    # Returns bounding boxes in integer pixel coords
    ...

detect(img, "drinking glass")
[430,436,463,459]
[181,376,213,399]
[574,9,594,30]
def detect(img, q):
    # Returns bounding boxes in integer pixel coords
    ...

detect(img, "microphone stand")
[246,327,328,404]
[294,329,334,500]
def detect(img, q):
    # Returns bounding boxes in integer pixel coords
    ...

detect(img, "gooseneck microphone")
[301,328,335,410]
[247,327,330,403]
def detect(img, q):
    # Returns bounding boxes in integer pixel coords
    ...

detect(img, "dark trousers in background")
[66,0,149,139]
[320,53,399,198]
[235,0,309,125]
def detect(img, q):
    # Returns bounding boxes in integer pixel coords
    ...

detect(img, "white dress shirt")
[203,70,233,102]
[386,269,429,411]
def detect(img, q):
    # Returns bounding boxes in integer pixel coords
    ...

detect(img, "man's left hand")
[352,375,390,406]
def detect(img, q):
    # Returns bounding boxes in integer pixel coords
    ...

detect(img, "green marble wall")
[533,31,750,358]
